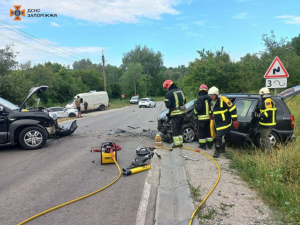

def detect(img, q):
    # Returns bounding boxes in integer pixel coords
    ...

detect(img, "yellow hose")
[157,146,221,225]
[17,157,121,225]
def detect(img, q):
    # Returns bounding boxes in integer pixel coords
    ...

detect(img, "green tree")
[183,47,244,97]
[291,34,300,56]
[120,63,144,97]
[122,45,164,96]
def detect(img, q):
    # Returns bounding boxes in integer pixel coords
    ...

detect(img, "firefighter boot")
[207,141,213,150]
[172,144,183,149]
[220,144,226,153]
[213,147,221,158]
[198,143,206,150]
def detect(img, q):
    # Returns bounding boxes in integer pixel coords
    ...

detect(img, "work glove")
[233,120,240,129]
[209,115,214,120]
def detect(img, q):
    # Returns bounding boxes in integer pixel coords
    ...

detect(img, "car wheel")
[69,112,76,117]
[182,125,195,143]
[19,126,47,150]
[254,131,280,148]
[154,104,156,107]
[99,105,105,111]
[139,106,141,108]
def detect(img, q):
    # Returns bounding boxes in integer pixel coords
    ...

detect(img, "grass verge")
[227,95,300,224]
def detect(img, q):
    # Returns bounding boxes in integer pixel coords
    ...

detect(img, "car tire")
[254,131,280,148]
[182,125,195,143]
[139,106,141,108]
[19,126,47,150]
[99,105,105,111]
[154,104,156,107]
[69,112,76,117]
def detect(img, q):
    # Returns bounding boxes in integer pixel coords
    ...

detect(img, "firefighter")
[208,86,239,158]
[194,84,213,150]
[257,87,277,151]
[163,80,186,148]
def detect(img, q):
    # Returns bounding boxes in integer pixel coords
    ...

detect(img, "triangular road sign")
[264,56,289,78]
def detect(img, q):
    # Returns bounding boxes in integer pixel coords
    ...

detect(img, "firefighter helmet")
[199,84,208,92]
[208,86,219,95]
[259,87,271,98]
[259,87,271,95]
[163,80,173,90]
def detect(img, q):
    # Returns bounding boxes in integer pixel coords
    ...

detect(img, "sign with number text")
[266,78,287,88]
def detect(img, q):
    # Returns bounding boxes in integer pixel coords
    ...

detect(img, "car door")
[226,98,259,144]
[0,106,8,144]
[149,98,154,107]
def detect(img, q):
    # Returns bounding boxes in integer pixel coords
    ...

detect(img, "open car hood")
[19,86,49,110]
[278,85,300,99]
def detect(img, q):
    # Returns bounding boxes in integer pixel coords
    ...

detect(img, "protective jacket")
[164,84,186,117]
[194,93,210,121]
[209,96,238,131]
[259,98,276,127]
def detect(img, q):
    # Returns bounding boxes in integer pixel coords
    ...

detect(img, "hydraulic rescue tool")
[93,142,121,165]
[122,148,161,176]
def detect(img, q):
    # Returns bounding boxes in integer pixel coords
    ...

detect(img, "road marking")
[135,180,151,225]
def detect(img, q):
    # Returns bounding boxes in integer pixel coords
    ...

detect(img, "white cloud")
[275,15,300,24]
[186,31,202,37]
[232,12,248,19]
[176,23,189,30]
[50,21,60,27]
[8,0,179,24]
[193,20,205,26]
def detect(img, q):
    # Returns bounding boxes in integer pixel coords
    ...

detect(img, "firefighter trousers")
[197,120,213,149]
[170,115,184,146]
[216,125,232,150]
[259,127,272,152]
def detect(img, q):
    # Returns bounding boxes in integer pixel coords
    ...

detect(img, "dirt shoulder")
[181,143,277,225]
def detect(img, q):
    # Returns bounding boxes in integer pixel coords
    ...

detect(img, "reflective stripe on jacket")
[164,88,186,117]
[209,96,237,131]
[259,98,276,127]
[194,94,210,121]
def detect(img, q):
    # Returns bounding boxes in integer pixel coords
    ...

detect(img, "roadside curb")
[155,147,199,225]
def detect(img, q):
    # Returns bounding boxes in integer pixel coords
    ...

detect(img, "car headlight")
[48,112,57,120]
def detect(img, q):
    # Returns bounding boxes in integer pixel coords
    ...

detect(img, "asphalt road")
[0,102,164,225]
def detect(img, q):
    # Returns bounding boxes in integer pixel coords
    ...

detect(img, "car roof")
[223,93,261,99]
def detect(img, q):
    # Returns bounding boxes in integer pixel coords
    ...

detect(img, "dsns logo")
[10,5,25,21]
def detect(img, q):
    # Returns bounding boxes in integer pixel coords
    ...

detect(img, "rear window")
[131,97,139,99]
[140,98,148,101]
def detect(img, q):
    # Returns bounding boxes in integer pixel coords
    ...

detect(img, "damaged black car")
[0,86,77,150]
[157,86,299,147]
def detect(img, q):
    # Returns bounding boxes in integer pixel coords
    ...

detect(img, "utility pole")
[102,50,107,92]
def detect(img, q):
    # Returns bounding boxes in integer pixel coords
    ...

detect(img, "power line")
[0,19,102,63]
[0,24,82,61]
[0,33,75,63]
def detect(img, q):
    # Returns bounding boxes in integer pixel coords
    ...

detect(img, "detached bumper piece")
[56,120,78,137]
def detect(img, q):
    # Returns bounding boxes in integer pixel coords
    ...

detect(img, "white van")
[66,91,109,111]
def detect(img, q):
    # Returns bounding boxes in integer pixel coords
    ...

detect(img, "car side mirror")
[0,106,3,112]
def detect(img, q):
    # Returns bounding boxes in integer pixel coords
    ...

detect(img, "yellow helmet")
[208,86,219,95]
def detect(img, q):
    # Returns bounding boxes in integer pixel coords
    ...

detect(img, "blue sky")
[0,0,299,68]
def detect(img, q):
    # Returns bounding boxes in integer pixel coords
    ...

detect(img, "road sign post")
[264,57,289,95]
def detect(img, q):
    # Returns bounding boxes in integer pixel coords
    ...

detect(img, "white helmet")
[208,86,219,95]
[259,87,271,98]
